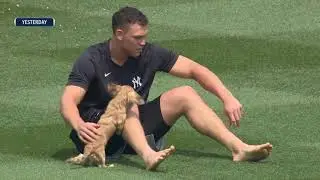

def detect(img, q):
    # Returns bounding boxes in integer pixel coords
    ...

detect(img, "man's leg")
[160,86,272,162]
[121,105,175,170]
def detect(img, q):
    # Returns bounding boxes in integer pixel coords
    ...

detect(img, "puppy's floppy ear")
[106,83,121,97]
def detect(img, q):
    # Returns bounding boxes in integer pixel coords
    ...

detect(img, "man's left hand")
[223,96,243,127]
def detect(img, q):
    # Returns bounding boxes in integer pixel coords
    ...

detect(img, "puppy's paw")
[65,153,86,165]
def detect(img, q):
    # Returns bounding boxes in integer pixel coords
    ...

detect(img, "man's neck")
[109,38,128,66]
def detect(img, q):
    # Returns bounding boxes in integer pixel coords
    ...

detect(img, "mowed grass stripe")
[3,0,204,15]
[149,72,320,107]
[140,0,320,39]
[7,0,316,40]
[0,86,62,127]
[157,37,320,71]
[0,154,169,180]
[0,86,62,109]
[0,54,70,91]
[3,0,319,51]
[0,102,61,128]
[2,2,111,49]
[3,33,319,92]
[169,101,320,142]
[6,0,318,37]
[156,36,320,97]
[2,1,212,49]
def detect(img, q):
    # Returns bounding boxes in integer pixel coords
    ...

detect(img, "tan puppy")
[66,84,144,167]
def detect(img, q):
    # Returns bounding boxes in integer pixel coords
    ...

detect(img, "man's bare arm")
[169,55,243,127]
[60,85,86,130]
[169,55,234,102]
[60,85,100,143]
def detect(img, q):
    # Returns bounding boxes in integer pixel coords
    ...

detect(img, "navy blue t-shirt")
[66,40,178,114]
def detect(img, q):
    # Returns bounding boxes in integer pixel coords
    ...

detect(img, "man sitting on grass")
[60,6,273,170]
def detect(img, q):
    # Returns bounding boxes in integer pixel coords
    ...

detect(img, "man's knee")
[160,85,199,117]
[165,85,198,104]
[179,85,198,96]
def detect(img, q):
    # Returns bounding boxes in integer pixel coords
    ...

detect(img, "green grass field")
[1,0,320,179]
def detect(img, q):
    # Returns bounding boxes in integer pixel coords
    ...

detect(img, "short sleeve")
[66,51,95,90]
[152,44,179,72]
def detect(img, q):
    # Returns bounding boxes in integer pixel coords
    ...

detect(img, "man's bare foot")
[233,143,273,162]
[144,145,176,171]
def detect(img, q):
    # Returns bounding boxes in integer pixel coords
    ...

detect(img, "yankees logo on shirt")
[132,75,142,89]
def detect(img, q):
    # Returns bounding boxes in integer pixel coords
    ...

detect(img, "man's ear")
[115,28,125,41]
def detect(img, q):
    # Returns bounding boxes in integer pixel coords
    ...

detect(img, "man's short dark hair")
[112,6,149,33]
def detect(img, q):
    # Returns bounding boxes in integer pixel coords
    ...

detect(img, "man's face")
[116,23,148,57]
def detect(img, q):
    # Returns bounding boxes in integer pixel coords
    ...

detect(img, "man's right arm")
[60,85,86,131]
[60,85,101,143]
